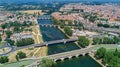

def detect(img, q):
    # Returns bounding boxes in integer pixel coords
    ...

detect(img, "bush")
[0,56,9,64]
[16,51,26,59]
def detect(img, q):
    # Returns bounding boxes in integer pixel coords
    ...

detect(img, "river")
[37,18,102,67]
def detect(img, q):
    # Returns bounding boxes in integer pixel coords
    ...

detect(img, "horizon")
[0,0,120,3]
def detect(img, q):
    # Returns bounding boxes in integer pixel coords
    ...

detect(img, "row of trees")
[64,27,73,36]
[93,37,120,45]
[52,17,83,30]
[16,38,34,47]
[97,23,119,29]
[95,47,120,67]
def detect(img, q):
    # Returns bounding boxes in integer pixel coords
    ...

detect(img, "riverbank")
[32,19,47,57]
[89,53,105,67]
[57,26,70,38]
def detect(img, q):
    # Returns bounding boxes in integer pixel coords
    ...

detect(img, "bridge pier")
[75,54,79,57]
[63,39,67,44]
[68,56,72,59]
[46,44,48,46]
[82,53,86,56]
[61,58,64,61]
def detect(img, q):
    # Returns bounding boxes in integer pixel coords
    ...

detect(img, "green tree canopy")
[5,30,12,38]
[1,23,8,29]
[41,58,54,67]
[95,47,106,59]
[0,56,9,64]
[0,36,2,42]
[78,36,90,48]
[64,27,73,36]
[16,51,26,59]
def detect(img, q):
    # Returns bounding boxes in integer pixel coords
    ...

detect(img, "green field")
[0,41,6,47]
[95,44,120,50]
[0,59,37,67]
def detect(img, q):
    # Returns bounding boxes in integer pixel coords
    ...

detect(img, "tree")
[16,51,26,59]
[64,27,73,36]
[68,20,72,26]
[14,26,20,33]
[103,52,114,64]
[95,47,106,59]
[92,38,101,45]
[114,48,119,56]
[59,22,65,28]
[1,23,8,30]
[0,36,2,42]
[7,39,15,46]
[109,56,119,67]
[0,56,9,64]
[5,30,12,38]
[16,55,19,61]
[41,58,54,67]
[78,36,90,48]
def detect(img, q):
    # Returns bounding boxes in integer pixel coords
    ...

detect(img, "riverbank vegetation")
[78,36,90,48]
[95,47,120,67]
[52,17,83,30]
[64,27,73,36]
[40,58,54,67]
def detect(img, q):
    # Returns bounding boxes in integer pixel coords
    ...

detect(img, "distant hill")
[0,0,120,4]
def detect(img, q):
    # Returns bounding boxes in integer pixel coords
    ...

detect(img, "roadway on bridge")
[0,38,78,56]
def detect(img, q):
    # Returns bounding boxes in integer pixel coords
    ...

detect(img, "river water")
[38,18,102,67]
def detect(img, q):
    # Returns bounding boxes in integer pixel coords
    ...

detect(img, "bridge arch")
[64,57,69,60]
[54,59,62,62]
[71,56,76,58]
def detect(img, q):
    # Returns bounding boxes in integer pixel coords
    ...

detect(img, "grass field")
[31,20,47,57]
[0,59,36,67]
[8,48,37,62]
[20,10,44,15]
[0,41,6,47]
[95,44,119,50]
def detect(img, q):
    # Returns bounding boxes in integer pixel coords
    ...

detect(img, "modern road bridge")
[0,38,78,56]
[35,38,78,47]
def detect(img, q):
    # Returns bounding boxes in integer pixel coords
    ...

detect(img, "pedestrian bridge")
[35,38,78,47]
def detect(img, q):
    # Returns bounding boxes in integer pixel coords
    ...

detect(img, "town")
[0,0,120,67]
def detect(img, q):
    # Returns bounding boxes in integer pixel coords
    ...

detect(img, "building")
[11,32,33,41]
